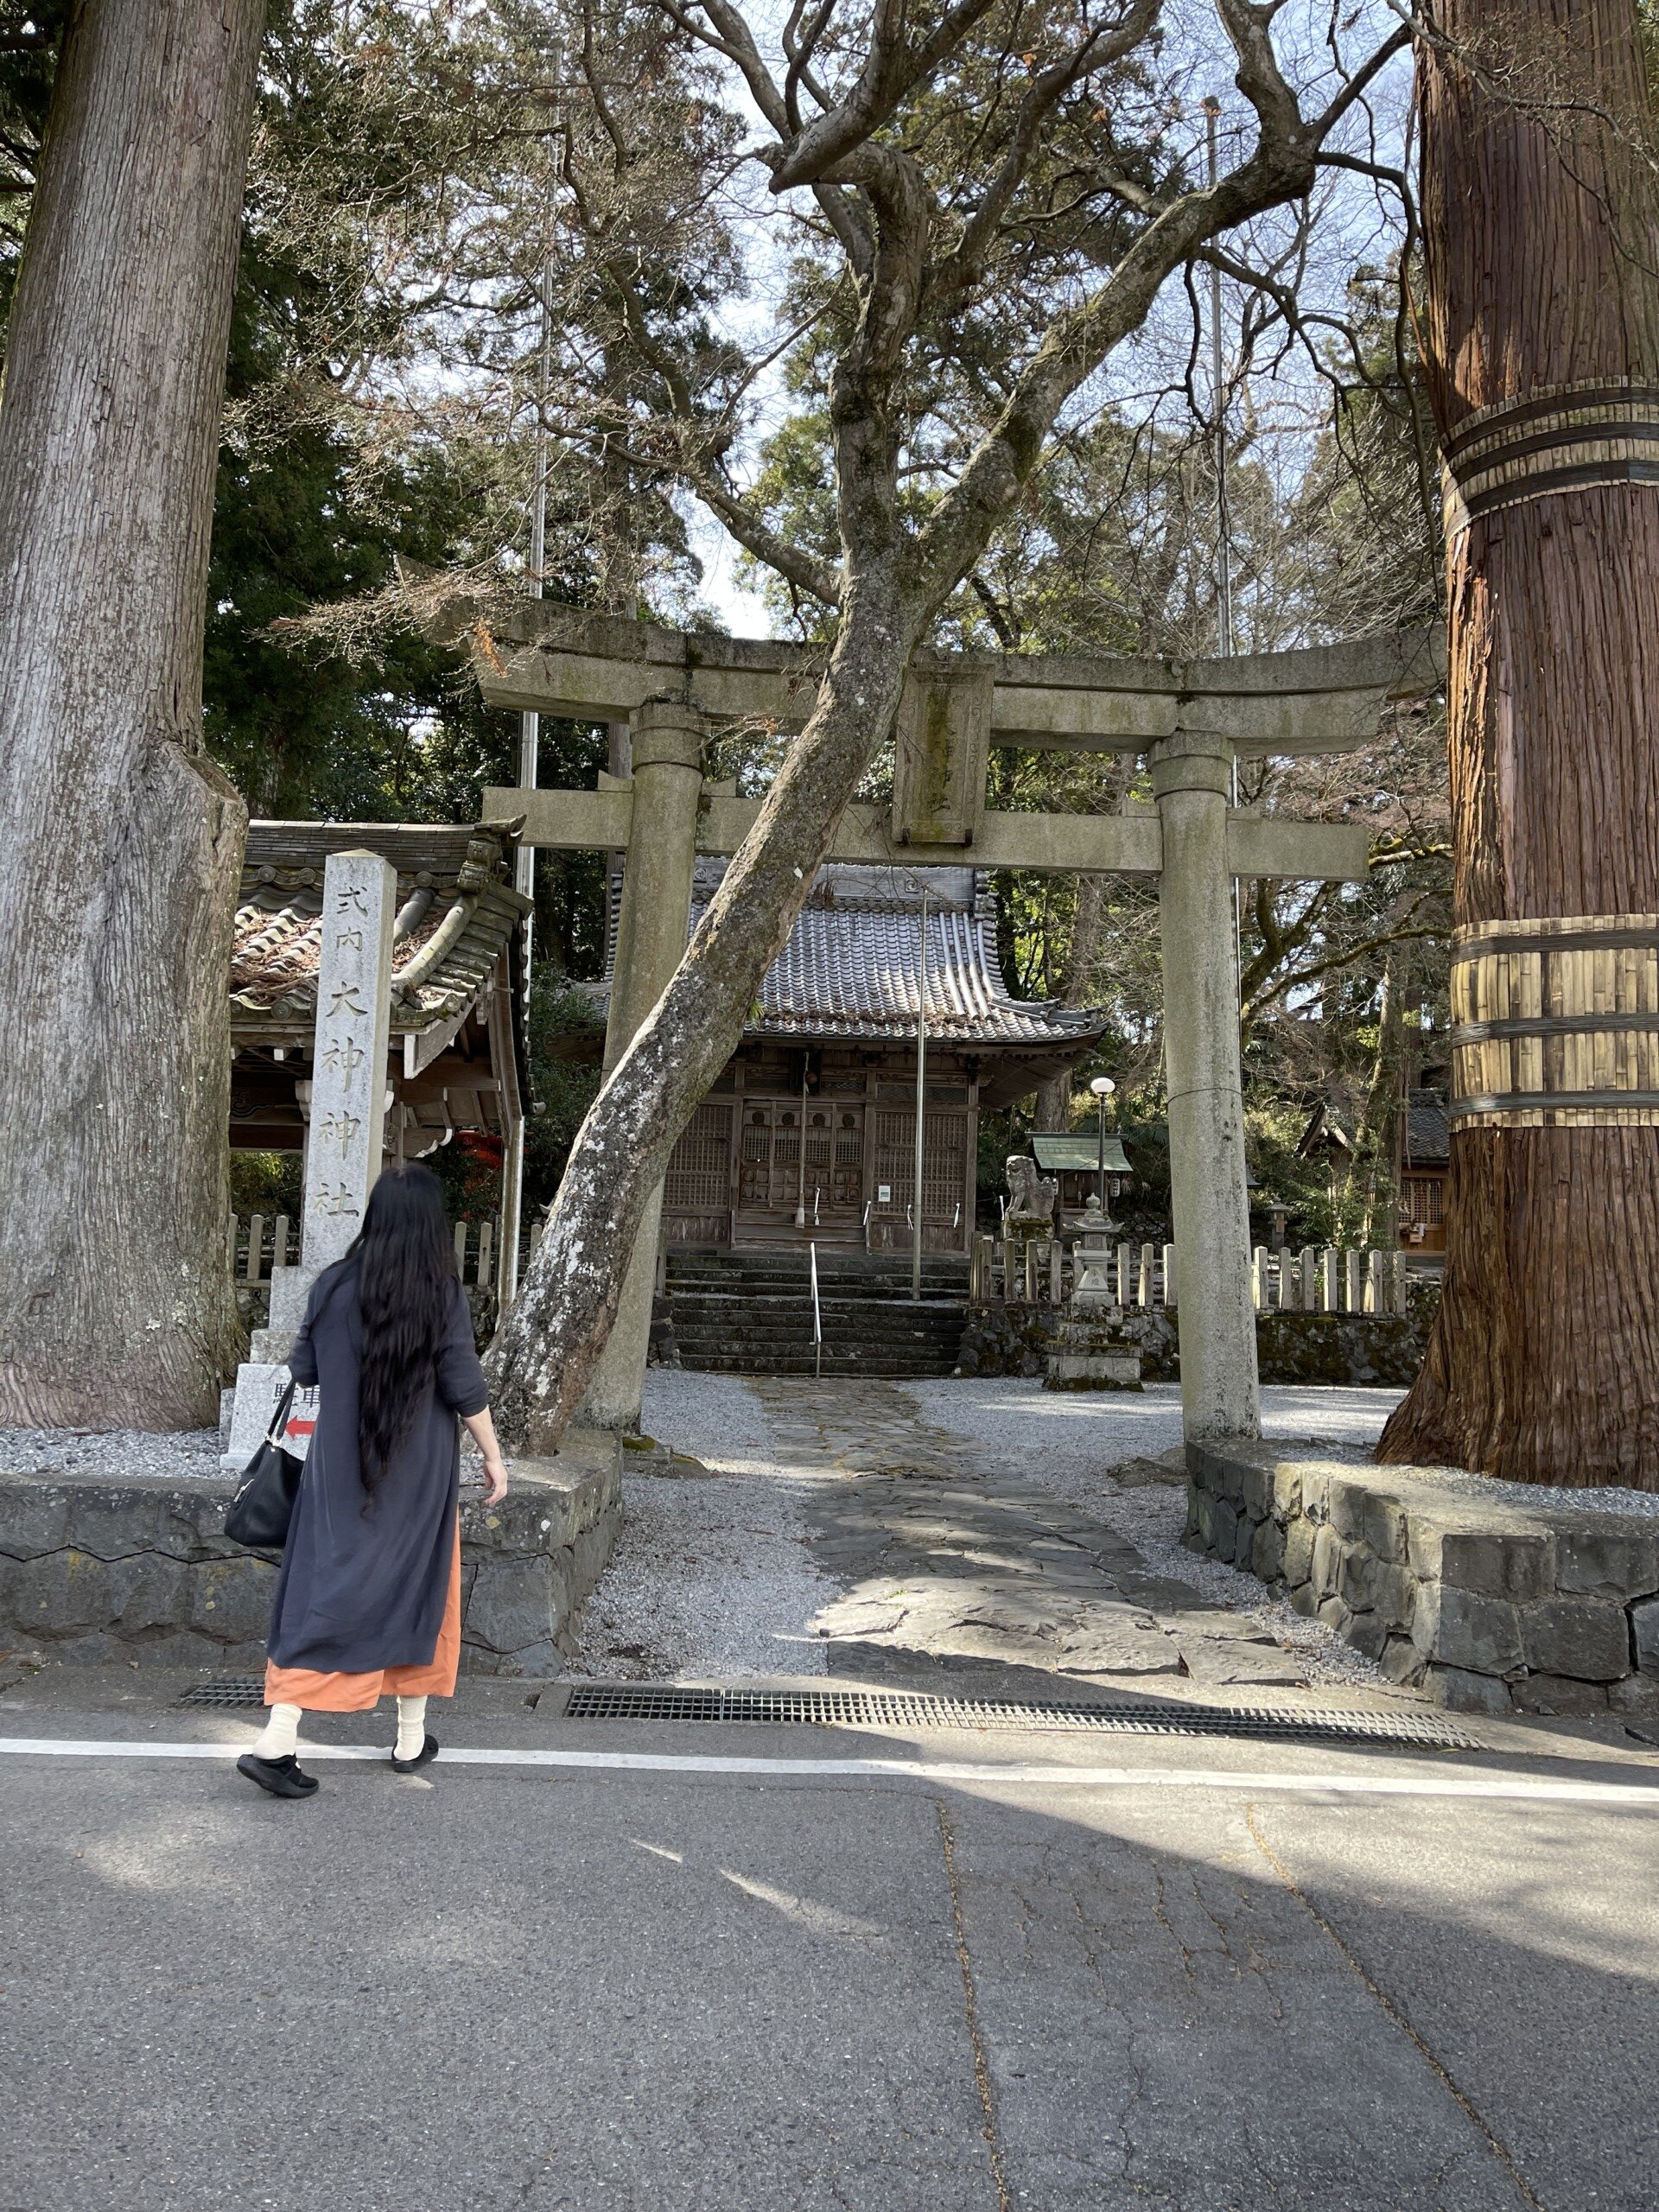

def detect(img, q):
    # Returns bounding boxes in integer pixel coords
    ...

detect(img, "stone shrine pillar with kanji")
[268,848,397,1332]
[222,849,396,1464]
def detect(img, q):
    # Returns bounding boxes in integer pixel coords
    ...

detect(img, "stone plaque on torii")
[468,603,1441,1443]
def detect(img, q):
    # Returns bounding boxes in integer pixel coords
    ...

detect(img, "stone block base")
[1042,1315,1143,1391]
[1185,1440,1659,1715]
[957,1303,1433,1386]
[1043,1355,1143,1390]
[0,1429,622,1678]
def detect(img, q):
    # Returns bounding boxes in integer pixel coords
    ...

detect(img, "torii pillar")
[581,698,706,1433]
[1153,731,1257,1438]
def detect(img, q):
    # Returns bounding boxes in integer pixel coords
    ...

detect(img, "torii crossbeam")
[464,604,1442,1442]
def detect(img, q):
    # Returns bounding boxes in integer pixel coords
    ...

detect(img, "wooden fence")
[228,1213,500,1290]
[969,1236,1411,1317]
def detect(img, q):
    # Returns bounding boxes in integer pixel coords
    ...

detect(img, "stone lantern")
[1043,1193,1142,1392]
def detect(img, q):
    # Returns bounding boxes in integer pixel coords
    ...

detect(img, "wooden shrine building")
[226,821,530,1230]
[607,862,1104,1256]
[1399,1090,1450,1254]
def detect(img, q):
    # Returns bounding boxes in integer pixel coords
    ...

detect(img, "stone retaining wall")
[957,1304,1432,1388]
[1185,1440,1659,1715]
[0,1430,621,1678]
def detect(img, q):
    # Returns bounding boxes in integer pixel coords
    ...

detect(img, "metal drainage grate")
[180,1677,266,1708]
[562,1682,1477,1749]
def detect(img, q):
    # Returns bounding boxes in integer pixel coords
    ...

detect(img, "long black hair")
[346,1163,458,1491]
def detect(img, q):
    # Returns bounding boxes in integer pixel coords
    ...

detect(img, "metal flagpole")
[501,254,554,1306]
[911,888,929,1302]
[1204,98,1244,999]
[1205,99,1232,661]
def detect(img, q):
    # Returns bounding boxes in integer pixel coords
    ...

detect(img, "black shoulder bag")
[225,1380,304,1549]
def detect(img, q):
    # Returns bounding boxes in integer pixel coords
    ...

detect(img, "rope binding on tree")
[1448,912,1659,1128]
[1441,376,1659,537]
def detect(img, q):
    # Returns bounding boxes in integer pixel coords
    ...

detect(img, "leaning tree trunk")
[486,569,921,1451]
[1379,0,1659,1485]
[0,0,264,1426]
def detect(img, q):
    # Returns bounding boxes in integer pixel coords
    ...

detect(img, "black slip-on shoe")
[391,1732,439,1774]
[237,1751,320,1798]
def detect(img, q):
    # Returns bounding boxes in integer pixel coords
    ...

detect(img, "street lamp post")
[1090,1076,1116,1213]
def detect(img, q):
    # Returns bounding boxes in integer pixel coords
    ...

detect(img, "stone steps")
[677,1344,960,1362]
[663,1247,969,1375]
[665,1287,966,1376]
[668,1269,969,1295]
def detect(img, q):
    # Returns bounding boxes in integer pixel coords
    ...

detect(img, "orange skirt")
[263,1527,461,1713]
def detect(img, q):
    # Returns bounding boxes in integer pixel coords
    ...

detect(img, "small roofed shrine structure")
[1027,1131,1134,1231]
[599,861,1104,1255]
[227,819,531,1292]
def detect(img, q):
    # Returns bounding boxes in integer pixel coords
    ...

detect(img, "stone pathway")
[748,1379,1313,1694]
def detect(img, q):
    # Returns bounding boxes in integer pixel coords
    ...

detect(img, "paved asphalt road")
[3,1681,1659,2212]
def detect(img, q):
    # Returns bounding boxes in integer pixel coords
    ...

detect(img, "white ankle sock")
[253,1702,302,1760]
[396,1696,428,1760]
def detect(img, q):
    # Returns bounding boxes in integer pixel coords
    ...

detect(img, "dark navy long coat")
[265,1260,489,1673]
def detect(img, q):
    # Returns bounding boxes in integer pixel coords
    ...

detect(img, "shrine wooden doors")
[732,1099,867,1244]
[865,1105,971,1253]
[664,1084,975,1252]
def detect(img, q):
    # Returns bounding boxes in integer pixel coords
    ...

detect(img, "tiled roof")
[1405,1089,1450,1165]
[601,861,1104,1049]
[231,820,531,1038]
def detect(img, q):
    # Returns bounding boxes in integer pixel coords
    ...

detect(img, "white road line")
[2,1735,1658,1808]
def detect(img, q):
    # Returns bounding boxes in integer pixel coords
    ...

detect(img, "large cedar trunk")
[1379,1,1659,1485]
[0,0,264,1426]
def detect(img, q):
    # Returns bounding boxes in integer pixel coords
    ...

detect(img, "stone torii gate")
[469,605,1440,1442]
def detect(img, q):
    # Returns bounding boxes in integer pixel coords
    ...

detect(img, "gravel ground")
[0,1428,224,1482]
[633,1371,787,1475]
[896,1376,1403,1484]
[571,1374,835,1681]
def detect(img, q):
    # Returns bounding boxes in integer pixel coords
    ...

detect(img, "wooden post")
[479,1219,494,1287]
[1252,1245,1268,1312]
[1116,1242,1132,1310]
[245,1214,263,1285]
[1345,1248,1363,1315]
[1002,1237,1019,1301]
[1138,1243,1154,1306]
[1300,1246,1317,1312]
[1321,1248,1339,1313]
[1049,1237,1063,1304]
[454,1221,468,1275]
[1391,1250,1408,1314]
[272,1214,289,1273]
[1162,1243,1176,1308]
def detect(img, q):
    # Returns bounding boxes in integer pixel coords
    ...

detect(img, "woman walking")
[237,1164,509,1799]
